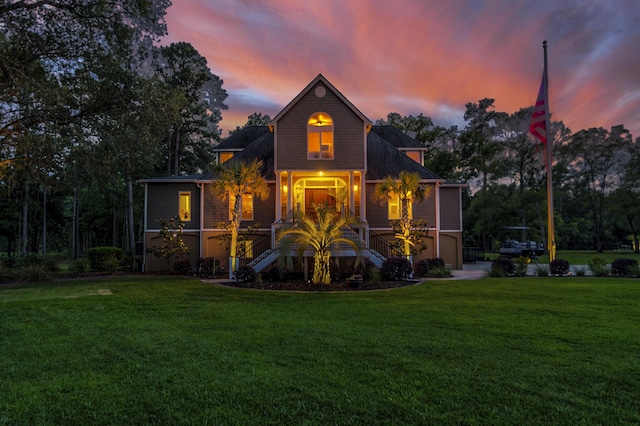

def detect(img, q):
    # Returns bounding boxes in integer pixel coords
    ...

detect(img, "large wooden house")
[141,74,464,274]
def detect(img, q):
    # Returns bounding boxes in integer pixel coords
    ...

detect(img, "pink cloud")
[163,0,640,138]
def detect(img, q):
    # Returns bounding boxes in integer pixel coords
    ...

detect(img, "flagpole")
[543,40,556,262]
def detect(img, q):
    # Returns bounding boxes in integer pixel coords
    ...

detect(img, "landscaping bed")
[218,279,421,291]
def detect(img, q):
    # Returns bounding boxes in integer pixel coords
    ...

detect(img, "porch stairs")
[238,226,392,273]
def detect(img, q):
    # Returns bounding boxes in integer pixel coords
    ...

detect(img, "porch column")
[348,172,355,215]
[287,173,293,220]
[275,172,282,221]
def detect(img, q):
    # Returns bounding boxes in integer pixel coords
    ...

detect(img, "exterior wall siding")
[276,82,365,171]
[439,186,462,230]
[365,183,437,229]
[147,183,201,230]
[144,231,200,272]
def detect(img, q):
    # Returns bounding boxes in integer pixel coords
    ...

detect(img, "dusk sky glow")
[163,0,640,138]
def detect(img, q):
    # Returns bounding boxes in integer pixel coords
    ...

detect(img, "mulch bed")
[216,279,422,291]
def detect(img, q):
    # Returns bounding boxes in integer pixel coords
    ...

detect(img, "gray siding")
[147,183,201,230]
[276,82,365,171]
[439,186,461,230]
[365,183,436,228]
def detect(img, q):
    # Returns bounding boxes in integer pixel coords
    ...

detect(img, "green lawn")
[1,276,639,425]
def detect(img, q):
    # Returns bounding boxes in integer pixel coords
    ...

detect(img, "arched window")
[307,112,334,159]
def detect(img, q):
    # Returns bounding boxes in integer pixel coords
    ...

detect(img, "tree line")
[1,1,637,262]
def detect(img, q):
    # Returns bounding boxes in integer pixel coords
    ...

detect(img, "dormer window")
[308,112,334,160]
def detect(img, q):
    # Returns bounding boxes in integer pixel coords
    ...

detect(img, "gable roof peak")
[270,73,372,126]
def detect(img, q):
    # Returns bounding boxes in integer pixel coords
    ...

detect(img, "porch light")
[319,171,324,176]
[283,184,288,193]
[353,183,359,192]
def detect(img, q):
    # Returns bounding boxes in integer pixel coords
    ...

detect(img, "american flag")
[529,67,548,145]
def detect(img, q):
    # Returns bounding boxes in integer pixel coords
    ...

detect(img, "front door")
[305,189,336,219]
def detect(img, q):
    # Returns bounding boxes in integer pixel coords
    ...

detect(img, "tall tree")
[562,125,632,252]
[211,159,269,278]
[228,112,273,137]
[151,42,228,175]
[457,99,505,191]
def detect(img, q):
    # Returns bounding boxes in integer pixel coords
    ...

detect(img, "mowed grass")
[1,276,639,425]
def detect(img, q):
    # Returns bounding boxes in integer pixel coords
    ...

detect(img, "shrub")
[414,258,446,278]
[350,257,376,281]
[70,258,90,273]
[267,264,292,282]
[514,256,530,277]
[330,261,341,283]
[414,259,430,277]
[381,257,412,281]
[87,247,124,271]
[549,258,570,275]
[16,264,53,283]
[0,265,16,283]
[426,267,451,278]
[173,258,192,275]
[588,257,609,277]
[235,265,256,282]
[610,258,638,277]
[490,257,515,277]
[197,257,220,276]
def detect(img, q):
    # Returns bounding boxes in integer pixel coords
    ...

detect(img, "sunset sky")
[163,0,640,138]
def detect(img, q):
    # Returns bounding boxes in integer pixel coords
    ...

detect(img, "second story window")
[308,112,334,160]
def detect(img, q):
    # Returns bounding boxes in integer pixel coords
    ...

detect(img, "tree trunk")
[72,187,80,260]
[173,124,181,176]
[126,172,136,255]
[229,195,242,279]
[41,187,47,257]
[21,183,28,259]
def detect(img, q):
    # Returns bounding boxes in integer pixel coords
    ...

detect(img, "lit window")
[388,194,412,220]
[219,152,234,164]
[229,193,254,221]
[240,240,253,258]
[179,192,191,221]
[308,112,334,160]
[405,151,421,164]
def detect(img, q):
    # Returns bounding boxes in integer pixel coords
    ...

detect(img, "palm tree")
[211,159,269,278]
[277,205,362,285]
[372,171,431,258]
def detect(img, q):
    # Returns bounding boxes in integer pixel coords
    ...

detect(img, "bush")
[414,258,445,278]
[87,247,124,271]
[197,257,220,276]
[574,265,588,277]
[610,258,638,277]
[16,264,53,283]
[235,265,256,282]
[381,257,412,281]
[514,256,530,277]
[173,258,192,275]
[266,264,292,282]
[349,257,377,281]
[70,258,90,273]
[0,265,16,283]
[490,257,515,277]
[550,258,570,275]
[588,257,609,277]
[426,267,451,278]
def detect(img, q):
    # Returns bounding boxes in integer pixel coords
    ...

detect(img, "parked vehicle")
[499,239,545,259]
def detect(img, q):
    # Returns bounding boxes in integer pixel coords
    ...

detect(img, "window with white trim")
[229,193,254,221]
[388,194,412,220]
[307,112,334,159]
[179,192,191,221]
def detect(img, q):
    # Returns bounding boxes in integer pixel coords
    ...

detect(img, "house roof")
[213,126,271,151]
[223,130,276,180]
[140,124,444,184]
[365,131,442,181]
[370,125,426,150]
[270,74,372,127]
